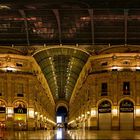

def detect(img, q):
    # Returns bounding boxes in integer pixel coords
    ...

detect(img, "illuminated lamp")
[7,107,13,117]
[111,65,121,71]
[91,108,96,117]
[6,67,16,72]
[136,106,140,116]
[35,112,38,115]
[112,106,118,116]
[28,108,34,118]
[76,43,79,47]
[136,66,140,70]
[87,111,90,115]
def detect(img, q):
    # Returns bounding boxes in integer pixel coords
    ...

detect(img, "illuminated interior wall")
[69,51,140,130]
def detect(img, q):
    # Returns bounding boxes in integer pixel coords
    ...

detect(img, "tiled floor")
[1,129,140,139]
[67,129,140,139]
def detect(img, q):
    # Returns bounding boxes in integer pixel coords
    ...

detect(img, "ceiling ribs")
[19,9,30,48]
[124,9,128,45]
[53,9,62,44]
[88,9,95,45]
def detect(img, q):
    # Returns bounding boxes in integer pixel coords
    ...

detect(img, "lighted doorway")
[98,100,111,130]
[56,106,68,128]
[119,100,134,130]
[14,101,27,130]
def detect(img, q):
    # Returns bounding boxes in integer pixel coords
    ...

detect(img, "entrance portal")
[56,106,68,129]
[120,100,134,130]
[98,100,111,130]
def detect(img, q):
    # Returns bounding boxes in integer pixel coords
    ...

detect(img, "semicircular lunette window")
[33,47,89,101]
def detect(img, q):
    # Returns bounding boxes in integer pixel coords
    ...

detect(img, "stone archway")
[56,100,69,112]
[56,100,69,127]
[119,99,134,130]
[13,100,27,130]
[98,100,112,130]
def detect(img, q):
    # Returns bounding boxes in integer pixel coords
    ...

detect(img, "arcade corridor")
[0,0,140,140]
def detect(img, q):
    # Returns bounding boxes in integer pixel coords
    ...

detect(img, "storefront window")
[14,101,27,130]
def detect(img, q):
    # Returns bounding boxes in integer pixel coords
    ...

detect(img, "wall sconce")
[4,66,16,72]
[91,108,96,117]
[35,112,38,115]
[7,107,13,117]
[87,111,90,115]
[136,66,140,70]
[111,65,121,71]
[28,108,34,119]
[136,106,140,116]
[112,106,118,116]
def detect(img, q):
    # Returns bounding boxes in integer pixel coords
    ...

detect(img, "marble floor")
[1,129,140,139]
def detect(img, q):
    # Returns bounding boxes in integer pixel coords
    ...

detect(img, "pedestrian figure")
[64,122,67,131]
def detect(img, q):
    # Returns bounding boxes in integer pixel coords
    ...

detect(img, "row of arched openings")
[0,100,27,130]
[98,100,134,113]
[98,99,134,130]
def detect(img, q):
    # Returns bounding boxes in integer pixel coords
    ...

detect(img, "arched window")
[14,101,27,114]
[120,100,134,112]
[98,100,111,113]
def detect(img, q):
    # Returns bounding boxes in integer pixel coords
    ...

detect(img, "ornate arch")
[0,99,7,106]
[13,99,28,108]
[118,97,135,106]
[96,98,113,107]
[56,100,69,112]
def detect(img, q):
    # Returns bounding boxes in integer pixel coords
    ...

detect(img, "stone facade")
[0,54,55,130]
[69,46,140,130]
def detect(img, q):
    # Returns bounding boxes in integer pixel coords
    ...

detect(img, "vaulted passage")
[56,106,67,125]
[33,47,89,101]
[1,0,140,139]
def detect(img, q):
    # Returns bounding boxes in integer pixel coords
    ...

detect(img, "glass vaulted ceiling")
[33,47,89,101]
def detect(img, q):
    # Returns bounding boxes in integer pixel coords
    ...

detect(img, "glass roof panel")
[33,47,89,101]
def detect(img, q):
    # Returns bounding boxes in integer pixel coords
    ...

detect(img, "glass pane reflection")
[56,129,62,139]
